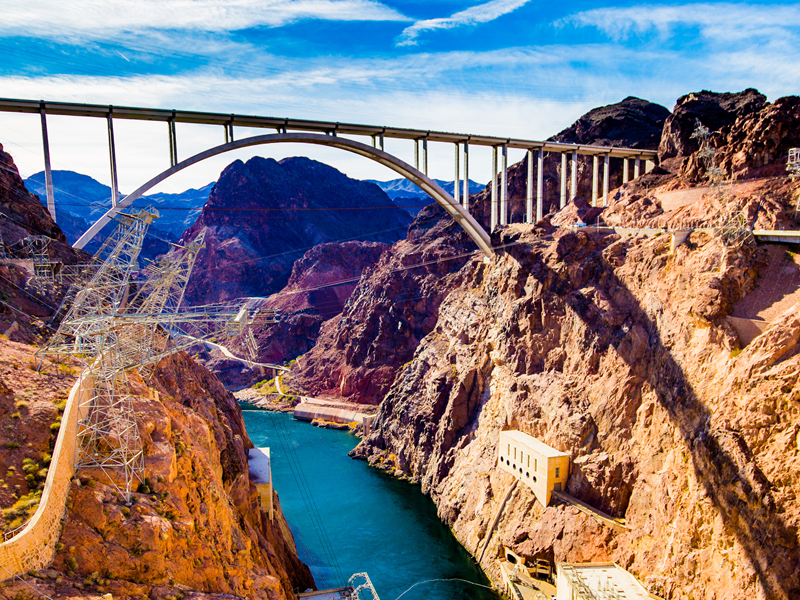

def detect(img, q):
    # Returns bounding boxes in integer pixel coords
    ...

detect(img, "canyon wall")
[0,341,313,600]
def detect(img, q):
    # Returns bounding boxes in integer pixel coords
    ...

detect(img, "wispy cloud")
[0,0,409,38]
[396,0,532,46]
[565,3,800,43]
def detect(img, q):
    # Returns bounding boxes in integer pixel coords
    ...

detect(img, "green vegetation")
[730,348,743,358]
[2,490,42,529]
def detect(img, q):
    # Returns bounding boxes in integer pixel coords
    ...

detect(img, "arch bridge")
[0,98,658,257]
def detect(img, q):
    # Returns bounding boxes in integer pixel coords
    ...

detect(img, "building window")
[514,447,517,459]
[534,458,538,472]
[508,443,510,455]
[527,456,530,468]
[555,467,560,478]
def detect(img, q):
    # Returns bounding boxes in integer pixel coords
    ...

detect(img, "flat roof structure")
[556,563,661,600]
[502,430,570,458]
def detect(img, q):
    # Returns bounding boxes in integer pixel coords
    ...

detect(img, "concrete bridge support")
[592,155,599,207]
[526,149,533,225]
[603,153,610,207]
[536,147,544,222]
[107,112,119,207]
[39,104,55,222]
[622,158,629,184]
[634,157,641,179]
[500,143,508,226]
[453,143,460,205]
[462,140,469,210]
[571,150,578,203]
[560,153,567,209]
[168,116,178,167]
[491,146,498,231]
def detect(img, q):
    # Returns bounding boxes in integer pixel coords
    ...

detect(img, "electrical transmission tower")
[40,210,277,498]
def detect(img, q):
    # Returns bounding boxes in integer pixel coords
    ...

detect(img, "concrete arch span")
[73,132,494,257]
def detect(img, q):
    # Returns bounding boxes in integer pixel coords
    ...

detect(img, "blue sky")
[0,0,798,193]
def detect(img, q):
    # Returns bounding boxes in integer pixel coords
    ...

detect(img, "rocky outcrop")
[0,145,88,344]
[204,241,389,388]
[0,341,313,600]
[179,156,411,305]
[712,95,800,180]
[285,204,478,404]
[658,89,768,177]
[353,224,800,600]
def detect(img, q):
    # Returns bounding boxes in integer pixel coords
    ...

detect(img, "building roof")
[559,563,659,600]
[500,430,569,458]
[248,447,271,485]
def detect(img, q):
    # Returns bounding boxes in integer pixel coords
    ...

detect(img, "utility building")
[556,563,661,600]
[498,430,570,506]
[248,447,273,521]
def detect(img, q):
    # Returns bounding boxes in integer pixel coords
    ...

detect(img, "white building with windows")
[497,430,570,506]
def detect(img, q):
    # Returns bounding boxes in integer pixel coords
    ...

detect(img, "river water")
[241,407,500,600]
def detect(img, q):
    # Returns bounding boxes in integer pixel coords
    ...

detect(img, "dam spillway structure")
[497,430,570,507]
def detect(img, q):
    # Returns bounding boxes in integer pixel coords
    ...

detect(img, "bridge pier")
[491,146,498,231]
[622,158,629,184]
[634,157,641,179]
[536,147,544,222]
[603,153,610,207]
[454,143,460,205]
[224,120,234,144]
[500,143,508,226]
[592,155,599,207]
[168,116,178,167]
[560,152,567,209]
[107,111,119,208]
[462,140,469,211]
[39,104,55,222]
[571,150,578,203]
[526,149,533,224]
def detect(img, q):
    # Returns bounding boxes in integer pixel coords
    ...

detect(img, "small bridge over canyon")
[0,98,658,257]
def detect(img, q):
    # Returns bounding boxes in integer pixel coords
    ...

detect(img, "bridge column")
[168,116,178,167]
[634,157,641,179]
[414,138,420,171]
[645,159,654,174]
[526,149,533,224]
[500,143,508,225]
[224,119,234,144]
[560,152,567,209]
[462,140,469,211]
[454,143,461,205]
[107,111,119,208]
[622,157,629,184]
[39,104,55,222]
[536,147,544,222]
[592,155,599,207]
[491,146,498,231]
[603,152,610,207]
[422,138,428,176]
[571,150,578,203]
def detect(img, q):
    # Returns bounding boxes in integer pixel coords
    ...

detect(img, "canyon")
[1,87,799,600]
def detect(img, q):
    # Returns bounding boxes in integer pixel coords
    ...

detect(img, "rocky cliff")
[0,340,313,600]
[353,221,799,600]
[285,88,800,600]
[178,156,411,305]
[204,240,389,388]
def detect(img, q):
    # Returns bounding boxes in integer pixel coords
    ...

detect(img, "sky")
[0,0,798,196]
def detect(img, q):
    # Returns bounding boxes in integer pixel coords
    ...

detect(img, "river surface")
[241,407,500,600]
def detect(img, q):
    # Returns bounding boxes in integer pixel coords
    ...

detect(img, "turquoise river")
[241,406,501,600]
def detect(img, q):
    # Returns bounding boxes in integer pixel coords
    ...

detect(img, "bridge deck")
[0,97,657,158]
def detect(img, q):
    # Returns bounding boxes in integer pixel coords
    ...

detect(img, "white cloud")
[396,0,532,46]
[0,0,409,38]
[565,3,800,43]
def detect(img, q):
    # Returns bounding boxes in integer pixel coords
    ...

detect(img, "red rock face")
[353,223,800,600]
[657,88,768,177]
[178,156,411,305]
[203,241,389,388]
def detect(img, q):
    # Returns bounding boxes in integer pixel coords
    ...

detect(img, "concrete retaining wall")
[293,403,374,435]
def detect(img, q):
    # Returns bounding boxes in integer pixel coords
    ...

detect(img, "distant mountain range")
[24,171,212,253]
[367,178,485,215]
